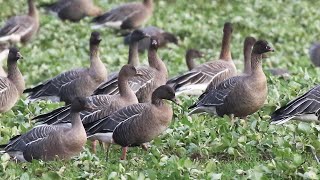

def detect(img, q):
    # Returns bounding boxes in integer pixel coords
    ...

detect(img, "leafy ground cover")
[1,0,320,179]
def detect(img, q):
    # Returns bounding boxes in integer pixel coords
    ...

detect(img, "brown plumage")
[32,64,140,125]
[166,22,237,96]
[242,37,256,74]
[24,31,107,104]
[91,0,153,30]
[94,36,168,103]
[0,0,39,43]
[189,40,274,118]
[42,0,102,22]
[86,85,175,160]
[0,97,91,162]
[0,47,24,113]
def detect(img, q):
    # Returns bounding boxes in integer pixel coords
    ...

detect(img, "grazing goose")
[270,85,320,125]
[85,85,175,160]
[166,22,236,96]
[24,31,107,104]
[0,47,24,113]
[91,0,154,30]
[33,65,140,126]
[185,49,204,70]
[107,29,150,80]
[0,0,39,43]
[0,97,91,162]
[94,36,168,103]
[189,40,274,118]
[309,42,320,67]
[124,26,178,53]
[41,0,102,22]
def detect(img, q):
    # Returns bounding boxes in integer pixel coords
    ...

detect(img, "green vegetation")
[1,0,320,179]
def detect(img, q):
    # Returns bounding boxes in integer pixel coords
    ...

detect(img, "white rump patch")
[91,21,122,29]
[176,83,209,96]
[88,133,114,143]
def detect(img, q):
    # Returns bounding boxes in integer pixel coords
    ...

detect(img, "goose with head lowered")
[23,31,107,105]
[85,85,176,160]
[41,0,102,22]
[0,97,92,162]
[189,40,274,119]
[91,0,154,30]
[0,0,39,43]
[107,29,150,80]
[124,26,178,53]
[0,47,24,113]
[166,22,236,96]
[94,36,168,103]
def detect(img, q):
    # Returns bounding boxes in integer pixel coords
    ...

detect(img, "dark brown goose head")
[186,49,204,70]
[186,49,203,59]
[119,64,141,78]
[162,32,179,45]
[8,47,23,63]
[90,31,102,45]
[70,97,93,112]
[252,40,274,55]
[152,85,176,105]
[130,29,150,43]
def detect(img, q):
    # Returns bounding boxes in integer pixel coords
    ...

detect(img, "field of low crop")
[1,0,320,179]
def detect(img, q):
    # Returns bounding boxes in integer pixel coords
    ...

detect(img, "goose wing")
[24,68,86,100]
[0,16,35,42]
[271,85,320,124]
[86,103,147,135]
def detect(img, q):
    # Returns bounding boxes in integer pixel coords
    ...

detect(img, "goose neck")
[128,41,139,66]
[186,54,196,70]
[28,0,38,18]
[250,54,264,75]
[7,61,24,94]
[219,31,232,61]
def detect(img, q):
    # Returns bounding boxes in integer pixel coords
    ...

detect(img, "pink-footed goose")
[41,0,102,22]
[166,22,236,96]
[124,26,178,53]
[0,97,92,162]
[85,85,175,160]
[0,47,24,113]
[94,36,168,103]
[189,40,274,119]
[91,0,153,30]
[0,0,39,43]
[23,31,107,104]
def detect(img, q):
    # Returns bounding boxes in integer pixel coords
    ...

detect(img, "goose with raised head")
[270,85,320,125]
[24,31,107,104]
[189,40,274,118]
[41,0,102,22]
[0,47,24,113]
[242,37,256,74]
[94,36,168,103]
[0,97,91,162]
[33,65,141,126]
[85,85,175,160]
[91,0,154,30]
[166,22,236,96]
[107,29,150,80]
[124,26,178,53]
[0,0,39,43]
